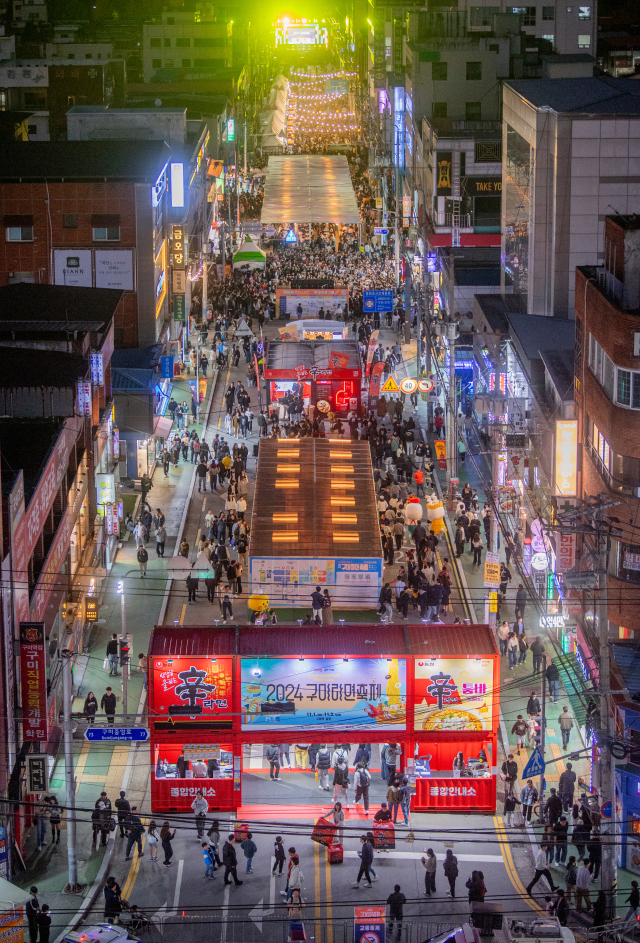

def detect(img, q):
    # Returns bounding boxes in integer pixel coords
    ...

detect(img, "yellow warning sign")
[380,376,400,393]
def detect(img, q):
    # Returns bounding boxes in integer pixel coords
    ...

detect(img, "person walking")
[544,788,563,826]
[387,885,407,942]
[526,845,559,896]
[515,583,527,618]
[222,834,243,885]
[511,715,528,755]
[332,802,345,845]
[266,743,280,781]
[385,743,401,785]
[575,861,592,912]
[501,754,518,797]
[272,836,286,876]
[558,707,574,749]
[503,793,518,827]
[387,781,401,824]
[507,632,519,670]
[624,881,640,923]
[124,806,145,860]
[443,849,458,898]
[106,634,118,676]
[137,545,148,578]
[161,821,176,867]
[333,757,350,806]
[34,796,49,850]
[564,856,577,907]
[352,835,374,888]
[146,821,159,862]
[317,745,331,791]
[546,659,560,703]
[155,524,166,558]
[115,790,130,838]
[48,797,62,844]
[83,691,98,725]
[421,849,437,896]
[520,780,538,823]
[354,764,371,816]
[286,854,302,902]
[101,687,116,725]
[471,533,483,566]
[191,790,209,839]
[26,888,40,943]
[202,842,216,879]
[496,622,510,657]
[530,637,546,675]
[558,762,576,812]
[240,831,257,872]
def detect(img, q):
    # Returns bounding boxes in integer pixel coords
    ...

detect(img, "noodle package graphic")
[413,658,494,731]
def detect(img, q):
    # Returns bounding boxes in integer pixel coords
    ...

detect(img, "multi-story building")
[12,0,47,27]
[142,10,232,84]
[502,76,640,318]
[575,215,640,637]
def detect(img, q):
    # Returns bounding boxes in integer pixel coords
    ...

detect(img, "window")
[152,58,161,68]
[633,374,640,409]
[27,124,36,135]
[432,61,447,80]
[578,5,590,17]
[542,34,554,43]
[6,226,33,241]
[181,58,190,67]
[466,101,482,120]
[85,53,92,58]
[567,6,572,10]
[164,60,174,68]
[63,214,78,228]
[150,37,161,47]
[510,5,535,24]
[618,369,631,406]
[542,5,555,17]
[604,352,615,399]
[176,37,190,46]
[67,53,75,59]
[67,95,75,107]
[432,101,447,118]
[93,226,120,241]
[578,34,591,47]
[194,37,225,47]
[163,37,171,46]
[167,15,174,23]
[466,61,482,80]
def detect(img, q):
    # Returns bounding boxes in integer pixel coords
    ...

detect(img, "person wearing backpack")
[137,545,148,578]
[354,763,371,815]
[333,758,350,806]
[398,777,411,826]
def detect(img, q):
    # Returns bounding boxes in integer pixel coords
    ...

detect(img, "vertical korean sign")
[354,907,385,943]
[555,419,577,496]
[20,622,48,742]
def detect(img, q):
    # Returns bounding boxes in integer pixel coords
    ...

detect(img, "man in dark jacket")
[266,744,280,781]
[352,835,374,888]
[546,659,560,703]
[374,802,392,822]
[311,587,324,620]
[26,887,40,943]
[106,634,119,676]
[515,584,527,619]
[558,762,576,812]
[502,755,518,796]
[530,638,546,675]
[115,790,130,838]
[124,806,145,860]
[387,884,407,940]
[101,687,116,725]
[36,906,51,943]
[544,788,563,826]
[196,459,208,491]
[222,834,243,886]
[426,582,443,621]
[526,691,541,717]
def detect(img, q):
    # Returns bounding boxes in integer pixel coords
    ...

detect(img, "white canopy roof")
[260,155,361,225]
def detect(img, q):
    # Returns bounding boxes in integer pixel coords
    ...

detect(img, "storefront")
[148,623,499,814]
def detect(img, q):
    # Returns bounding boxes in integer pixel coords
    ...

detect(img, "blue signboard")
[85,727,150,742]
[522,746,545,778]
[374,227,389,236]
[363,290,393,313]
[161,356,174,379]
[0,826,7,880]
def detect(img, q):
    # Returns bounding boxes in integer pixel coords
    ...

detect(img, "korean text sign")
[414,657,494,731]
[241,658,406,730]
[354,907,385,943]
[152,657,233,720]
[20,622,48,742]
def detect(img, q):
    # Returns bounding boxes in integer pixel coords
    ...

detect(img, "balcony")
[438,212,501,234]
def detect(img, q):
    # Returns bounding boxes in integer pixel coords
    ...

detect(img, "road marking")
[179,603,186,625]
[220,875,231,943]
[121,833,146,901]
[325,842,333,943]
[494,816,541,913]
[248,899,264,930]
[343,851,504,862]
[314,841,321,922]
[550,743,566,773]
[172,858,184,913]
[270,858,276,914]
[202,497,206,512]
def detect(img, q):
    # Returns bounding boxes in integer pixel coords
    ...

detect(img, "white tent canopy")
[0,877,33,909]
[261,155,361,225]
[232,237,266,270]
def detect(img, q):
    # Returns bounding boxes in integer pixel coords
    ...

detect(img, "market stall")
[148,623,499,813]
[264,338,362,414]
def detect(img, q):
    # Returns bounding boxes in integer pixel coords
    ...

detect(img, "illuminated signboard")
[153,657,234,721]
[240,657,407,730]
[227,118,235,143]
[555,419,577,496]
[414,658,494,731]
[170,162,185,208]
[20,622,48,742]
[172,224,185,266]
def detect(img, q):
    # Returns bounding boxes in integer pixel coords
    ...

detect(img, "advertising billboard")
[54,249,92,287]
[276,287,348,320]
[286,25,319,44]
[152,657,233,722]
[249,557,382,607]
[555,419,577,496]
[414,657,494,731]
[240,657,407,730]
[20,622,48,742]
[95,249,134,291]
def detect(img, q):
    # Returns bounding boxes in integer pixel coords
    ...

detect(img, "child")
[273,836,286,876]
[503,793,518,827]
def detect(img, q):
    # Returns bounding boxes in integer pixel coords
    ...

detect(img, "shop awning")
[261,155,361,225]
[154,415,174,440]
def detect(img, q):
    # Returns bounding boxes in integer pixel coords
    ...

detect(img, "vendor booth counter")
[148,624,500,813]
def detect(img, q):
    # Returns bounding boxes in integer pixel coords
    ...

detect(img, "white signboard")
[95,249,134,291]
[96,473,115,505]
[77,382,91,417]
[509,397,527,432]
[54,249,92,287]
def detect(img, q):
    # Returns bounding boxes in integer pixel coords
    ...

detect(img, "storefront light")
[275,482,299,489]
[330,465,354,473]
[332,514,357,523]
[272,532,298,541]
[273,513,298,522]
[331,497,355,506]
[333,532,359,541]
[277,450,299,458]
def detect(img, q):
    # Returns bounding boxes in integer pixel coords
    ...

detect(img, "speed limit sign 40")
[417,378,434,393]
[400,378,417,394]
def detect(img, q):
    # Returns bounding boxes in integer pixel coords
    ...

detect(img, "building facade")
[142,11,232,84]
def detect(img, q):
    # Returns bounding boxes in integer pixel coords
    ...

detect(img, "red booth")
[264,339,362,414]
[148,623,499,814]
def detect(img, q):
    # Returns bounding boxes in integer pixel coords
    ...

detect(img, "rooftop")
[0,418,65,502]
[506,313,575,361]
[250,439,381,562]
[0,347,87,387]
[539,348,575,402]
[0,283,121,333]
[265,340,361,375]
[505,76,640,114]
[0,141,170,182]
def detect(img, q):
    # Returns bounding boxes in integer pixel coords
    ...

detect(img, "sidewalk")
[12,355,221,940]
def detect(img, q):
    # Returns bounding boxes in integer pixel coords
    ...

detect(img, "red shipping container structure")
[148,623,499,814]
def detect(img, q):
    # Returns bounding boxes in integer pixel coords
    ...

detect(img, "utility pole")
[538,653,547,822]
[596,506,617,918]
[394,129,400,286]
[61,649,80,892]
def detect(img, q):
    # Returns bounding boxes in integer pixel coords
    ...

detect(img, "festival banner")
[329,350,350,370]
[365,329,379,376]
[20,622,47,742]
[434,439,447,470]
[368,360,386,408]
[414,656,494,731]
